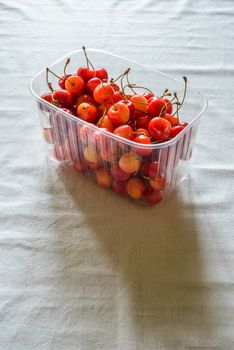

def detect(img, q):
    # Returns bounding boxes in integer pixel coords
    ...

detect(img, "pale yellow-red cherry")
[43,128,53,144]
[126,177,146,199]
[83,146,99,164]
[130,95,148,113]
[118,152,141,174]
[96,168,113,188]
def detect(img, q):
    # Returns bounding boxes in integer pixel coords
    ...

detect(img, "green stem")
[171,76,187,117]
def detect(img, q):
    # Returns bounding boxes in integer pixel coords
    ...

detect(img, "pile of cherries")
[41,47,189,205]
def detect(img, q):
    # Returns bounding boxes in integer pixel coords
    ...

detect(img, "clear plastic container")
[30,49,207,205]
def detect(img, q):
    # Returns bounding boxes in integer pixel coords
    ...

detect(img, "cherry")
[98,100,113,115]
[148,117,171,140]
[136,114,150,129]
[97,115,113,131]
[107,101,130,126]
[65,75,85,97]
[41,93,53,103]
[83,146,100,165]
[147,97,167,118]
[110,164,131,181]
[145,190,163,205]
[77,94,96,107]
[96,168,112,188]
[113,91,123,103]
[43,128,53,144]
[122,100,135,119]
[77,67,95,82]
[170,125,186,138]
[95,68,108,81]
[110,82,120,91]
[113,125,133,140]
[133,134,152,157]
[135,128,149,137]
[119,152,141,174]
[143,92,154,100]
[112,180,126,195]
[163,113,179,126]
[86,77,102,95]
[59,58,72,89]
[149,175,165,191]
[93,82,115,104]
[131,95,148,113]
[164,98,173,114]
[126,177,146,200]
[147,161,161,178]
[77,102,98,123]
[53,89,73,107]
[61,108,74,115]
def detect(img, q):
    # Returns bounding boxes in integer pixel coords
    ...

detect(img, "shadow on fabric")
[46,164,216,349]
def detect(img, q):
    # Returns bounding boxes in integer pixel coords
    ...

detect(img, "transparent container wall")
[31,49,207,206]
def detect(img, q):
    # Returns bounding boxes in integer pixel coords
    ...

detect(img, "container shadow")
[46,163,216,348]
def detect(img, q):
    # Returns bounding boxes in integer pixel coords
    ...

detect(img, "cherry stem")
[113,68,130,83]
[101,82,117,110]
[64,58,70,76]
[82,46,95,70]
[47,67,73,86]
[46,68,54,93]
[97,106,107,126]
[128,84,154,95]
[122,85,149,105]
[126,71,137,94]
[132,131,146,135]
[171,76,187,117]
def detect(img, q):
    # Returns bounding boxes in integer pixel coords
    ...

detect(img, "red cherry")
[145,190,163,205]
[143,92,154,100]
[111,83,120,91]
[122,100,135,119]
[53,89,73,107]
[163,113,179,126]
[112,180,126,195]
[93,83,115,104]
[107,102,130,126]
[164,98,173,114]
[147,98,167,118]
[113,91,123,103]
[135,128,149,137]
[58,74,72,89]
[77,102,99,123]
[133,134,152,157]
[61,108,74,115]
[170,125,186,138]
[136,114,150,129]
[131,95,148,113]
[41,93,53,103]
[98,100,113,115]
[95,68,108,81]
[148,117,171,140]
[131,109,146,121]
[111,164,131,181]
[86,77,102,95]
[77,67,95,82]
[148,161,161,178]
[113,125,133,140]
[97,115,113,131]
[77,94,96,107]
[65,75,85,97]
